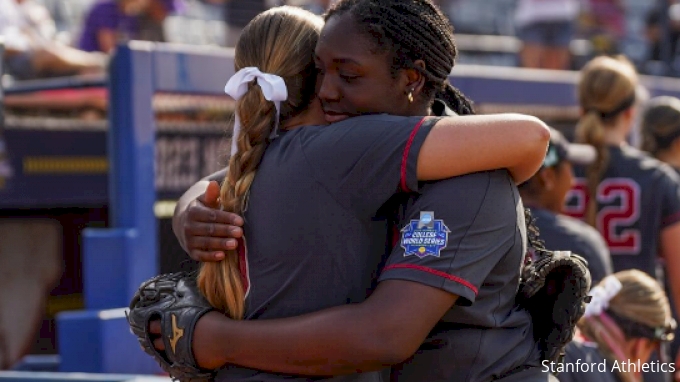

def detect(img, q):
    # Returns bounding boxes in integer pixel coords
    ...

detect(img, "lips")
[324,111,349,123]
[324,109,350,123]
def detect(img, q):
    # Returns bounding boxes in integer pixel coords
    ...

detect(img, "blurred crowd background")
[4,0,680,82]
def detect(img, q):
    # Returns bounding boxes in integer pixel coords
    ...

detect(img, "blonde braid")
[195,6,323,319]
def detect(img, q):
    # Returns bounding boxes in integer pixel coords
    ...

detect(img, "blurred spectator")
[646,0,680,70]
[214,0,270,47]
[138,0,184,42]
[514,0,580,70]
[0,0,107,80]
[303,0,332,15]
[79,0,181,53]
[581,0,626,55]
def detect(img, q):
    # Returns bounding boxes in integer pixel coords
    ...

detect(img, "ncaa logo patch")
[400,211,450,258]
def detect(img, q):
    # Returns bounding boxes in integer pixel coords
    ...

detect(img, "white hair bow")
[584,275,623,318]
[224,67,288,157]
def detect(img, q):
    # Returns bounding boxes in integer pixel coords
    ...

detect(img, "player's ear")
[400,60,426,101]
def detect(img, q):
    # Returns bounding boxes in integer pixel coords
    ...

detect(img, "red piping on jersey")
[237,238,250,293]
[382,263,479,295]
[400,117,427,192]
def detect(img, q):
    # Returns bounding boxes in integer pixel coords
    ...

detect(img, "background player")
[560,270,675,382]
[639,95,680,368]
[565,55,680,380]
[641,96,680,175]
[519,127,612,285]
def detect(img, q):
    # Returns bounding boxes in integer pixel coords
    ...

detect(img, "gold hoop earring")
[407,90,414,103]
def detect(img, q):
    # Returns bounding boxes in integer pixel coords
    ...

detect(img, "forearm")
[195,280,451,375]
[661,224,680,320]
[417,114,549,184]
[197,306,396,375]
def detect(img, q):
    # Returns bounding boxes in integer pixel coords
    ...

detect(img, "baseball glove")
[127,272,215,382]
[518,250,592,366]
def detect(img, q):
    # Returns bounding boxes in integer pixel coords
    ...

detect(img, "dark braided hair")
[326,0,544,252]
[325,0,475,114]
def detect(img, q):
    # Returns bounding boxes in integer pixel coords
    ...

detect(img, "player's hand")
[150,312,225,370]
[181,181,244,262]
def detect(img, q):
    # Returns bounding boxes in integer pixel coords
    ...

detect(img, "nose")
[318,74,340,104]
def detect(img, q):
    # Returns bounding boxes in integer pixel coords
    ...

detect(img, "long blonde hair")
[576,55,638,227]
[197,6,323,319]
[579,270,674,382]
[640,96,680,158]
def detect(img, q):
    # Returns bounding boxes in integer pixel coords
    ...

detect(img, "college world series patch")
[400,211,450,258]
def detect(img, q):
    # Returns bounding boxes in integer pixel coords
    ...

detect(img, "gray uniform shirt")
[379,171,544,382]
[529,207,612,285]
[215,114,436,381]
[559,340,621,382]
[566,145,680,279]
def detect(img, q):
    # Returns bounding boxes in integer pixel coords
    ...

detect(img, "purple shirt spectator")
[78,0,139,52]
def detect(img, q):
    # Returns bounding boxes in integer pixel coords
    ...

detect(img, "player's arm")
[156,173,511,375]
[184,280,456,373]
[659,172,680,318]
[658,171,680,376]
[421,113,550,184]
[173,114,547,262]
[662,222,680,313]
[660,221,680,377]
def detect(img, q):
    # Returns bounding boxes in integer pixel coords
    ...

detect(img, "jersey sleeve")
[660,168,680,229]
[301,115,438,218]
[377,170,520,305]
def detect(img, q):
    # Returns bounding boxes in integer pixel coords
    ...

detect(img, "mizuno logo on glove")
[169,314,184,354]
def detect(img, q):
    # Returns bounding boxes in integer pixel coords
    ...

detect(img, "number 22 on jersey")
[563,178,641,255]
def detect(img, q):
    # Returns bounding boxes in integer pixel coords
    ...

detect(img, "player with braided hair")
[153,1,564,381]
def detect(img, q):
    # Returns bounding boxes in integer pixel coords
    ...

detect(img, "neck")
[603,120,630,146]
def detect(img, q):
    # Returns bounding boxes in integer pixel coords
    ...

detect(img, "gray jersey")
[379,170,543,382]
[565,145,680,278]
[215,114,436,382]
[529,207,612,285]
[559,340,621,382]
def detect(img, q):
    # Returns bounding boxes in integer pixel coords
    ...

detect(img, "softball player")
[640,95,680,374]
[165,1,553,381]
[565,55,680,381]
[519,127,612,285]
[158,2,545,380]
[560,270,675,382]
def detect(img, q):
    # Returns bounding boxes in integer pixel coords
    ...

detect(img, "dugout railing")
[52,41,234,375]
